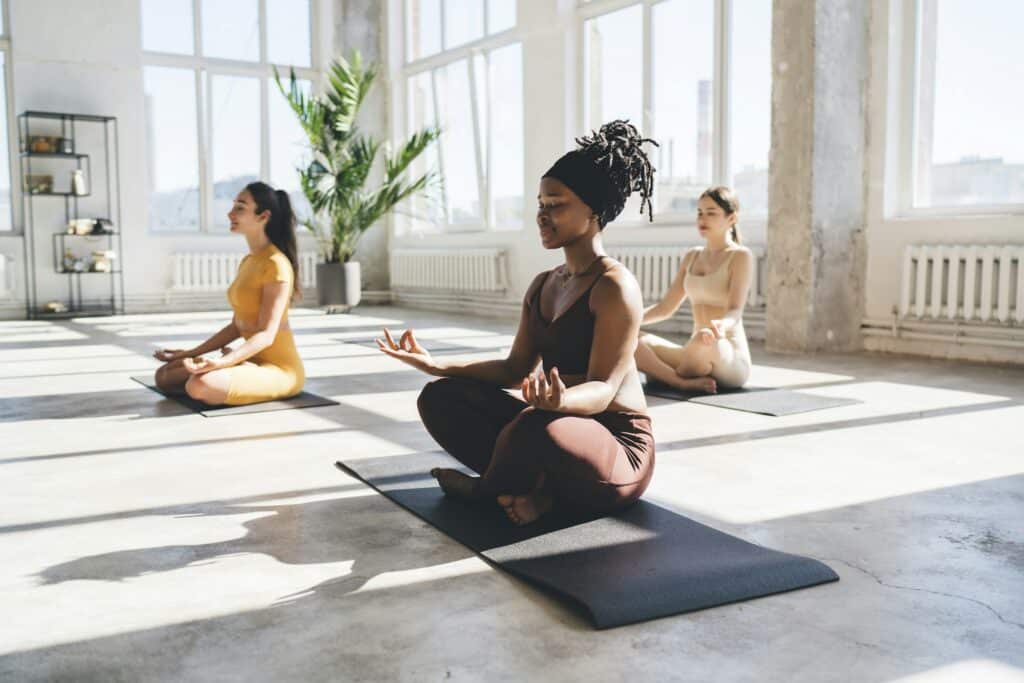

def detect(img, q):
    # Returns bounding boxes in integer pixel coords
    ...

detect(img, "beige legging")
[642,331,751,389]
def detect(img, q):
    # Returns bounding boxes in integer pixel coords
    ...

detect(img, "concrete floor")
[0,306,1022,682]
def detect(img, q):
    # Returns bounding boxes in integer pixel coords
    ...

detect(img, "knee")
[500,408,555,447]
[417,377,460,424]
[184,375,215,402]
[154,365,174,391]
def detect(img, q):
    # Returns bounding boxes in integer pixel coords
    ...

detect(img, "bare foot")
[496,474,554,525]
[670,376,717,394]
[430,468,480,501]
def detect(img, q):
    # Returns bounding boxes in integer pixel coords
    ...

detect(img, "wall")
[861,0,1024,362]
[0,0,336,319]
[386,0,768,321]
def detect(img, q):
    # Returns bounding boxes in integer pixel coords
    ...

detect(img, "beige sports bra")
[683,248,737,309]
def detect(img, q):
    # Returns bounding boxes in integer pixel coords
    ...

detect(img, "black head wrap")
[542,119,658,227]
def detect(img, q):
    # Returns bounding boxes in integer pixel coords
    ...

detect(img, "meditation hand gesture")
[522,367,567,412]
[183,356,224,375]
[153,348,188,362]
[376,328,438,375]
[696,322,722,345]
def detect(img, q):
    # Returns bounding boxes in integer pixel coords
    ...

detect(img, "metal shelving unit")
[18,111,124,319]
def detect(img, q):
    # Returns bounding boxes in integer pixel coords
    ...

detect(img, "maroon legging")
[417,377,655,514]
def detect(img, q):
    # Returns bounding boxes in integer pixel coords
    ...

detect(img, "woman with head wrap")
[378,120,657,525]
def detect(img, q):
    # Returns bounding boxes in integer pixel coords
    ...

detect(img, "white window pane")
[267,0,311,67]
[202,0,259,62]
[584,6,642,133]
[269,77,312,224]
[406,0,441,61]
[142,0,194,55]
[488,44,523,229]
[405,72,443,232]
[730,0,771,217]
[651,0,714,216]
[144,67,200,232]
[0,52,9,231]
[435,61,480,226]
[0,0,5,35]
[487,0,516,34]
[210,75,261,227]
[444,0,484,49]
[915,0,1024,207]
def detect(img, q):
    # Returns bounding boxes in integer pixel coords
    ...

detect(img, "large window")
[402,0,523,233]
[0,0,11,232]
[582,0,771,221]
[141,0,316,232]
[910,0,1024,210]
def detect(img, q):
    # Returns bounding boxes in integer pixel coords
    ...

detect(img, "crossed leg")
[637,332,726,393]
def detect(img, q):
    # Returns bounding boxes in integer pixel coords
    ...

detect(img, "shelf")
[56,270,122,275]
[20,111,116,123]
[26,191,92,198]
[34,306,118,320]
[56,231,118,237]
[21,151,88,159]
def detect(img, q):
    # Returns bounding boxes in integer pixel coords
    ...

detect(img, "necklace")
[557,254,605,287]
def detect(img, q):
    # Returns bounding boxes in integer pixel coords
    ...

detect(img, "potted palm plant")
[276,50,439,308]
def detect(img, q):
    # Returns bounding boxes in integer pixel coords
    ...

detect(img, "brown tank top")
[527,260,614,375]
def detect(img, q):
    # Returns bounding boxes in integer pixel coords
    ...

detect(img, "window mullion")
[429,69,449,228]
[201,69,213,233]
[714,0,730,186]
[440,0,447,52]
[642,1,652,144]
[467,56,488,230]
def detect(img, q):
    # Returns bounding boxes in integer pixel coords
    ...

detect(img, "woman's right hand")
[153,348,189,363]
[376,328,438,375]
[695,327,719,346]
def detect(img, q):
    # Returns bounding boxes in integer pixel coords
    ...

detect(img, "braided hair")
[574,119,658,226]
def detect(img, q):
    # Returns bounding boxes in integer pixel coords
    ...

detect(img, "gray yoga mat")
[131,375,338,416]
[644,382,860,416]
[334,451,839,629]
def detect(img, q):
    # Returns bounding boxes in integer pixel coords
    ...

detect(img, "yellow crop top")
[226,244,294,324]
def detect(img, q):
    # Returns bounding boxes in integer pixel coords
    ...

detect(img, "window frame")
[141,0,321,234]
[578,0,775,227]
[1,0,16,234]
[398,0,521,234]
[895,0,1024,218]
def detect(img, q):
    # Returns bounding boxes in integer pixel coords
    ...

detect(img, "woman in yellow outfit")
[153,181,305,406]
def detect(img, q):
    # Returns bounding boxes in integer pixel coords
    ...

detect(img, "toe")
[496,494,514,506]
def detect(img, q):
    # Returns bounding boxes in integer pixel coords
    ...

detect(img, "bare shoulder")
[729,246,754,265]
[523,270,550,303]
[591,260,642,311]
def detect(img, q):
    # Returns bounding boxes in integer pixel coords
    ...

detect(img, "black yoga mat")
[334,451,839,629]
[131,375,338,416]
[644,382,860,416]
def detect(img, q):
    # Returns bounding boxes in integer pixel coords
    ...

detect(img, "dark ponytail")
[245,181,301,300]
[700,185,742,245]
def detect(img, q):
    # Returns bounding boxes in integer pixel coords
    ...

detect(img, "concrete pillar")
[766,0,869,352]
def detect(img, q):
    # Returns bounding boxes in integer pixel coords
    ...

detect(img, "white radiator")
[899,244,1024,323]
[607,244,767,308]
[391,248,509,292]
[171,251,318,291]
[0,254,14,300]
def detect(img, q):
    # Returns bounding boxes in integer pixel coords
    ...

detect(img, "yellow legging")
[225,328,305,405]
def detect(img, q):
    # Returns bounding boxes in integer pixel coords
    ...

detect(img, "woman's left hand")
[183,356,225,375]
[522,367,567,412]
